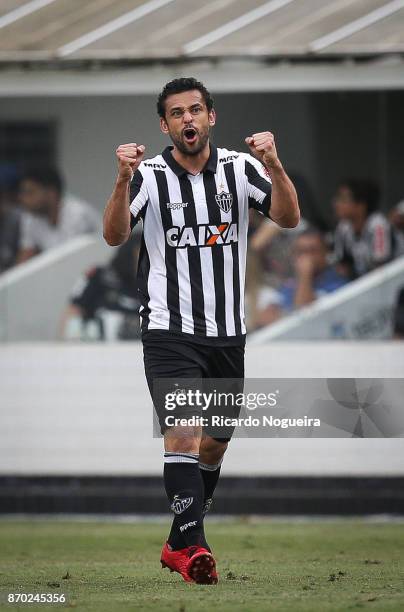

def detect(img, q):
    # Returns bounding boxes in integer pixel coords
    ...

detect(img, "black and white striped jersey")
[129,143,272,345]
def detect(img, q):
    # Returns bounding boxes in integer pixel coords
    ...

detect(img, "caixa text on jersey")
[166,222,238,248]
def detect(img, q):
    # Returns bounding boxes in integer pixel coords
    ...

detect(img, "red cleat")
[160,543,218,584]
[160,542,194,583]
[186,546,218,585]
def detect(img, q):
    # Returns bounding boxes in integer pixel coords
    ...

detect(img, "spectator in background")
[249,172,320,287]
[17,167,101,263]
[333,179,403,279]
[249,215,309,280]
[0,164,21,273]
[246,213,309,329]
[255,229,347,328]
[245,172,319,329]
[60,233,141,341]
[288,172,328,232]
[389,199,404,237]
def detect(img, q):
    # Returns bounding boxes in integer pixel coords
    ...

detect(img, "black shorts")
[142,331,245,441]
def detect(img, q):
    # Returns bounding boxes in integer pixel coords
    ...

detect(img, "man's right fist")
[116,143,145,180]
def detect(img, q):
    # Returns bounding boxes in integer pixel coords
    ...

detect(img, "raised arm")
[245,132,299,228]
[103,142,145,246]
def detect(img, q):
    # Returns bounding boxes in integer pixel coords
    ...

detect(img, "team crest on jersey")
[215,191,233,213]
[171,495,193,515]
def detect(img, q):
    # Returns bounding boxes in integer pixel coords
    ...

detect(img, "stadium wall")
[0,94,314,215]
[2,342,403,514]
[1,91,403,225]
[249,256,404,342]
[1,342,403,477]
[0,236,112,341]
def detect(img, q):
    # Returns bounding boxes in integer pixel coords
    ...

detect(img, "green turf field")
[0,519,403,611]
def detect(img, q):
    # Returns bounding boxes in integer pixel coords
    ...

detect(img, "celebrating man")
[103,77,299,584]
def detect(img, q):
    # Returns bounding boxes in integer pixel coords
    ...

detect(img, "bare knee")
[164,425,201,454]
[199,436,228,465]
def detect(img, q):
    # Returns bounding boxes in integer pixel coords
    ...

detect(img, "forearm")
[294,273,316,308]
[266,160,300,228]
[250,221,280,252]
[103,176,131,246]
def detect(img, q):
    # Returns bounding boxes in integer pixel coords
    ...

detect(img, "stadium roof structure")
[1,0,404,95]
[1,0,404,63]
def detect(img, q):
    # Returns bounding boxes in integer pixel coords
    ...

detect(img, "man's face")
[160,89,216,156]
[293,234,327,273]
[333,186,357,221]
[19,179,55,213]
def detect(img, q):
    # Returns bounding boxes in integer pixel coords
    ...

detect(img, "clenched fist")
[116,142,145,180]
[245,132,278,168]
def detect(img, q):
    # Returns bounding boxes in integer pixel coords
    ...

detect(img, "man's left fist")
[245,131,278,168]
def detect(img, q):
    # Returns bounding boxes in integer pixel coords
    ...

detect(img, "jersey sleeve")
[244,154,272,219]
[129,168,148,229]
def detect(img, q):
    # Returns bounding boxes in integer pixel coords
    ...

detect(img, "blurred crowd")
[1,163,404,340]
[0,164,101,272]
[246,177,404,333]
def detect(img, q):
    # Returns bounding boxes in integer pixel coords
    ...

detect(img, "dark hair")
[157,77,214,118]
[297,227,325,243]
[340,178,380,214]
[22,167,64,195]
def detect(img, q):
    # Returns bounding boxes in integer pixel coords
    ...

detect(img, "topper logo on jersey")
[166,222,238,248]
[215,191,233,213]
[167,201,188,210]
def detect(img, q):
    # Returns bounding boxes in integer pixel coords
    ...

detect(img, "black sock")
[199,459,223,515]
[164,452,208,550]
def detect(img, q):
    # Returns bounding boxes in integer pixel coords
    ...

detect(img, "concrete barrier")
[249,256,404,342]
[1,342,403,476]
[0,236,113,341]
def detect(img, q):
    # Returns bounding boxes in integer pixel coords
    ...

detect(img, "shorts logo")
[171,495,193,515]
[215,191,233,213]
[167,202,188,210]
[180,520,197,533]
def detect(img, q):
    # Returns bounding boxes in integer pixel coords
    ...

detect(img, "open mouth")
[183,127,198,144]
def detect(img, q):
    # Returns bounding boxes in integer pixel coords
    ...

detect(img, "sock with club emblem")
[164,452,209,550]
[199,458,223,516]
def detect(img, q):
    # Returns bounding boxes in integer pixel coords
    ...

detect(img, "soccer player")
[103,77,299,584]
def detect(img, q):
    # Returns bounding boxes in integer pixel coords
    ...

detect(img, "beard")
[170,125,210,156]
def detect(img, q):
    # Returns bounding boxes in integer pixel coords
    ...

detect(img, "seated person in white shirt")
[17,167,101,263]
[333,178,404,279]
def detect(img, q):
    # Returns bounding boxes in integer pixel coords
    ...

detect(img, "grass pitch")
[0,519,404,611]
